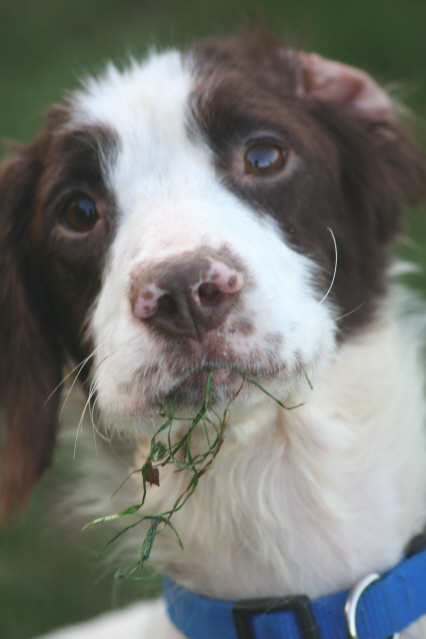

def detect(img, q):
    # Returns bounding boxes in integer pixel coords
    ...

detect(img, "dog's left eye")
[244,143,287,177]
[62,196,100,233]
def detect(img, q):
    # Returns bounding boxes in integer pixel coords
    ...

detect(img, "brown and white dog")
[2,34,426,638]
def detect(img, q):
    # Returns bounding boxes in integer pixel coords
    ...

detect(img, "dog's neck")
[97,290,426,602]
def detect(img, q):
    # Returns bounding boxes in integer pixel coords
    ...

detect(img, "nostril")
[198,282,222,304]
[157,293,179,316]
[227,275,239,289]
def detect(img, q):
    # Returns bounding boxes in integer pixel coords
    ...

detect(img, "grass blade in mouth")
[85,369,302,578]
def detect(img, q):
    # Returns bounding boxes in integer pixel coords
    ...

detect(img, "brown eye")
[244,143,287,176]
[63,196,99,232]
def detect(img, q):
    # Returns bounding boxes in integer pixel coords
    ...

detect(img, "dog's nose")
[131,255,244,339]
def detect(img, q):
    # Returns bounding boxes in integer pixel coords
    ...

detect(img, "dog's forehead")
[70,50,194,145]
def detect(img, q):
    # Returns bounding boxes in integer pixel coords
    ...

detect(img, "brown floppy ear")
[297,54,394,118]
[0,141,63,518]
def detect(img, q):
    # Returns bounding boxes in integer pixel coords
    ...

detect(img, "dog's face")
[1,35,426,515]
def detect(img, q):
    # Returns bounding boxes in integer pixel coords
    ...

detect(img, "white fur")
[34,51,426,638]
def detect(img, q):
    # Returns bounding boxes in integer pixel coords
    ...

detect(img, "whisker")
[59,346,108,422]
[74,375,99,459]
[335,301,366,322]
[73,343,132,457]
[92,422,114,444]
[72,348,117,456]
[318,227,337,306]
[44,347,102,406]
[89,394,100,455]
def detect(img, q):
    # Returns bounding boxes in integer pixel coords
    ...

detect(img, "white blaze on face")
[71,50,338,433]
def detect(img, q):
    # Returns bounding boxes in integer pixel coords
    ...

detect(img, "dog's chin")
[159,367,244,411]
[154,362,292,415]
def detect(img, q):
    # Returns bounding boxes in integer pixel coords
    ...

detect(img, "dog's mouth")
[154,365,232,409]
[167,366,241,405]
[156,362,283,412]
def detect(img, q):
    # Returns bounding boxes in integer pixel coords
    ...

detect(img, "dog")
[2,33,426,639]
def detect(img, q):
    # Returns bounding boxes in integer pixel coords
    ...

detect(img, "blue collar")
[163,548,426,639]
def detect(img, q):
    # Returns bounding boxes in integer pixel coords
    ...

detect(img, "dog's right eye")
[62,196,99,233]
[244,142,288,177]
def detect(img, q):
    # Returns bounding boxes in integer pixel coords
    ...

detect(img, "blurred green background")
[1,1,426,638]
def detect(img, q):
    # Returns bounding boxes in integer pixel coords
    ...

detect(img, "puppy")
[2,34,426,639]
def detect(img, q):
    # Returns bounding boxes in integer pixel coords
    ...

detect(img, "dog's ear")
[297,53,426,241]
[0,137,63,518]
[298,54,394,119]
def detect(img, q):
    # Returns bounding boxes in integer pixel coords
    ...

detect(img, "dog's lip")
[166,363,242,393]
[173,362,255,387]
[187,365,242,387]
[157,361,284,407]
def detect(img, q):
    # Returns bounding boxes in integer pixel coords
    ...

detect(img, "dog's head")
[1,35,426,516]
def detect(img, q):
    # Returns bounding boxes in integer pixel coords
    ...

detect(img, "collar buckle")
[232,594,321,639]
[344,573,400,639]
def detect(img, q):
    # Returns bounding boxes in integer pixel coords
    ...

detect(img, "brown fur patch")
[0,108,117,516]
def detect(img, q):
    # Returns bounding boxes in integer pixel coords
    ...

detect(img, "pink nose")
[131,255,244,340]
